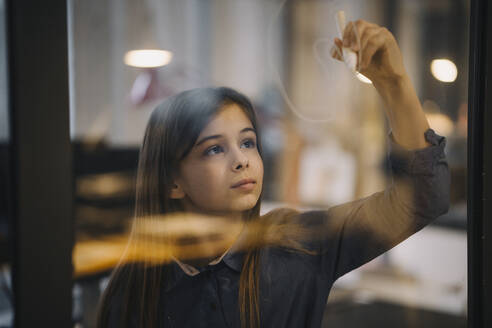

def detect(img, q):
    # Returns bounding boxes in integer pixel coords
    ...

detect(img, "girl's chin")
[232,202,259,213]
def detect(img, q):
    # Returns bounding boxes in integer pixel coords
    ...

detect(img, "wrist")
[373,71,408,93]
[373,72,413,105]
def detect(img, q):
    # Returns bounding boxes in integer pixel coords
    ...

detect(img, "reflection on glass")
[69,1,467,327]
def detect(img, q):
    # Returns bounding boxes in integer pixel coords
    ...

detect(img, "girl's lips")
[231,178,256,188]
[232,182,256,191]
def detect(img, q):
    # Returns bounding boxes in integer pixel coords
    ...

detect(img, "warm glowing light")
[124,49,173,68]
[422,99,455,137]
[431,59,457,83]
[356,72,372,84]
[425,112,454,137]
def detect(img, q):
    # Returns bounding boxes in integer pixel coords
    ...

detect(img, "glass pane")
[69,0,467,327]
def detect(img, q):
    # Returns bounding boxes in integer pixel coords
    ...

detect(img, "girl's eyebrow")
[195,127,256,147]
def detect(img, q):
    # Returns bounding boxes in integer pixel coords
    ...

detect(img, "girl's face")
[171,103,264,219]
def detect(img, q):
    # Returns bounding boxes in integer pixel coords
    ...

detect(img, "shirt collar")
[162,222,249,293]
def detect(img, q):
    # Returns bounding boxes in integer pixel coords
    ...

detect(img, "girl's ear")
[170,182,186,199]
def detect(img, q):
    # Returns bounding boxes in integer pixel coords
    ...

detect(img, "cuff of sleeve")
[387,128,447,175]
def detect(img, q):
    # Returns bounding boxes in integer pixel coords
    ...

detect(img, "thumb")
[330,43,343,61]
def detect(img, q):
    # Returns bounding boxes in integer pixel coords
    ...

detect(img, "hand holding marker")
[331,11,372,83]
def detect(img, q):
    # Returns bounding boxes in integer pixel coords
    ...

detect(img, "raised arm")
[328,128,448,280]
[332,19,432,150]
[294,127,449,281]
[299,19,452,281]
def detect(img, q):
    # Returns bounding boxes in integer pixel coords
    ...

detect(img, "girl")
[97,19,450,328]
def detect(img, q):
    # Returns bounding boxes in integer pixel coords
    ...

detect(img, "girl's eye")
[204,139,256,157]
[241,139,256,148]
[204,145,223,156]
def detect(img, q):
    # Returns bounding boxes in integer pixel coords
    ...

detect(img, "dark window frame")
[467,0,492,327]
[6,0,73,327]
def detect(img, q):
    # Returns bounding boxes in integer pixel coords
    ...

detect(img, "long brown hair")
[96,87,314,328]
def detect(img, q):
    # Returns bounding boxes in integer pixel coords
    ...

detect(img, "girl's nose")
[232,148,249,171]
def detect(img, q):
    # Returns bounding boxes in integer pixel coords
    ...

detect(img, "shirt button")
[210,302,217,311]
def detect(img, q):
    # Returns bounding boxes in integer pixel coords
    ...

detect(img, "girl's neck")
[181,197,247,224]
[175,198,247,265]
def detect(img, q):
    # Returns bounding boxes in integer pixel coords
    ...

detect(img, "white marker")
[334,10,358,73]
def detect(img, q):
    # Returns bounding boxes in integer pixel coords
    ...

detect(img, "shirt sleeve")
[298,128,450,282]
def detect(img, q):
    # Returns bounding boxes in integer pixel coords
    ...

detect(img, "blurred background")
[0,0,469,327]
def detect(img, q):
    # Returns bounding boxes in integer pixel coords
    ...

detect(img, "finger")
[342,21,353,47]
[334,38,344,55]
[359,26,380,53]
[358,27,380,69]
[330,44,343,61]
[351,19,379,51]
[359,32,386,71]
[334,37,343,48]
[354,19,379,33]
[334,37,344,59]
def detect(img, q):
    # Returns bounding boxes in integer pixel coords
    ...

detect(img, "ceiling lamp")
[431,59,458,83]
[124,49,173,68]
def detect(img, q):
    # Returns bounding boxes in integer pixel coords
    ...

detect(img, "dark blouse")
[107,128,450,328]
